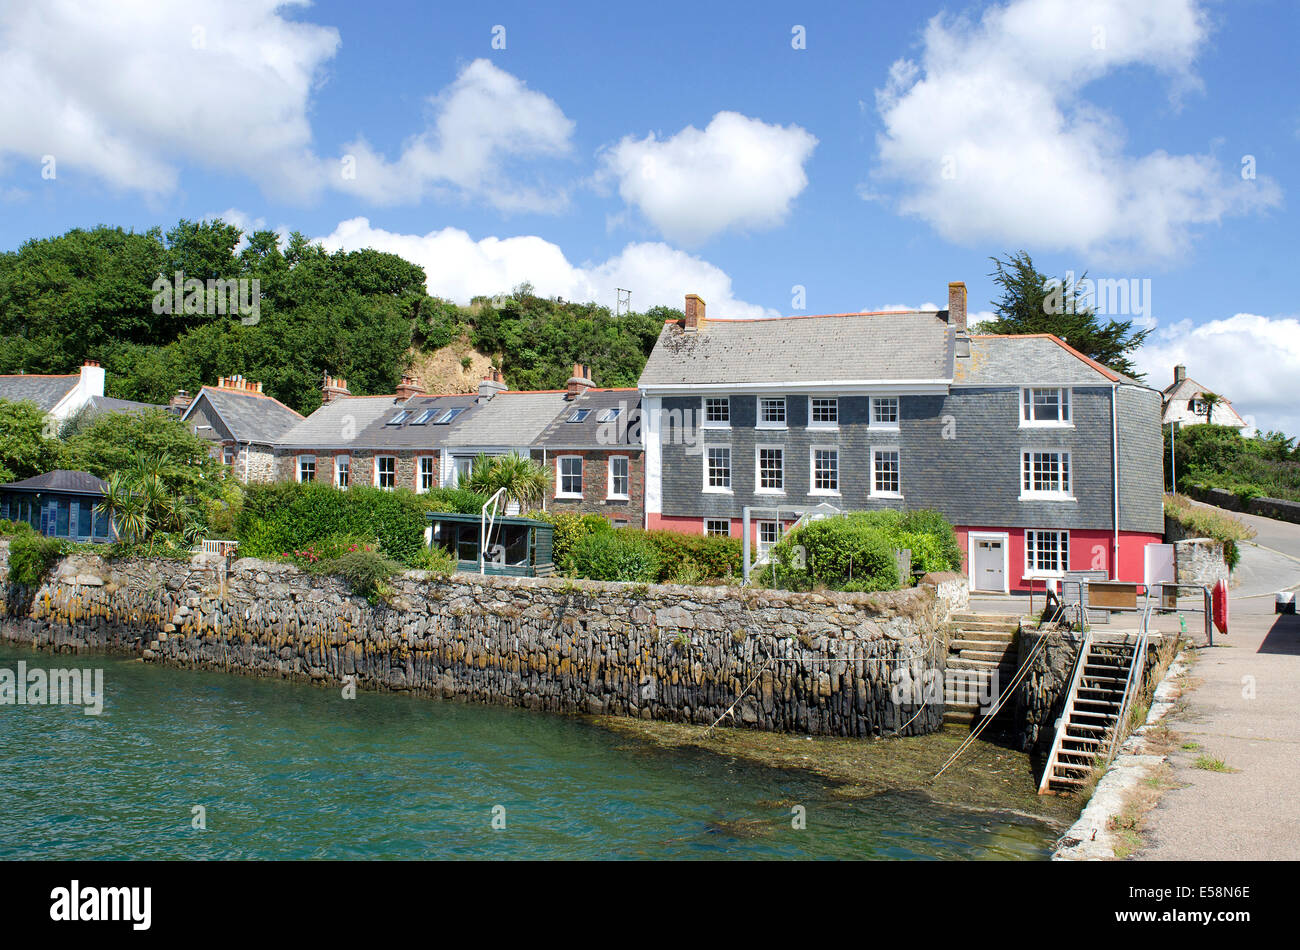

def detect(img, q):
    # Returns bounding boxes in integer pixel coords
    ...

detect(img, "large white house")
[0,361,106,426]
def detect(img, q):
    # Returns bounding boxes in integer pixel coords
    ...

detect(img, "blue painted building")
[0,470,114,542]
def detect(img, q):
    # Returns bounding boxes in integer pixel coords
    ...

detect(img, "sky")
[0,0,1297,431]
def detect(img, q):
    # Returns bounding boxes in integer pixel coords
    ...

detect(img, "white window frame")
[335,455,350,489]
[1020,449,1074,500]
[703,518,731,537]
[757,396,787,430]
[807,396,839,430]
[556,455,584,499]
[702,444,732,493]
[756,520,781,556]
[870,446,902,498]
[1020,387,1073,427]
[809,445,840,496]
[870,396,900,430]
[607,455,630,500]
[296,455,316,483]
[417,455,436,493]
[701,396,731,429]
[755,444,785,495]
[375,456,397,489]
[1025,529,1070,578]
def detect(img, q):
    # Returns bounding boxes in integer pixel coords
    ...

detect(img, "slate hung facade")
[636,286,1166,593]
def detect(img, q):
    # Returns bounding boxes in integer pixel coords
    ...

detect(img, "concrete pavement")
[1136,594,1300,860]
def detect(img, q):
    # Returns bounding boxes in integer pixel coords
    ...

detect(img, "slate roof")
[637,311,955,389]
[0,374,79,411]
[275,395,407,450]
[351,393,482,449]
[954,335,1136,387]
[442,391,572,448]
[86,395,166,416]
[189,386,304,445]
[533,389,641,449]
[0,470,107,495]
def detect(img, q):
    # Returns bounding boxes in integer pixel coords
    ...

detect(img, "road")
[1137,500,1300,860]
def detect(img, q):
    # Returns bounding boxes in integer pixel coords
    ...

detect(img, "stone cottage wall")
[0,545,965,738]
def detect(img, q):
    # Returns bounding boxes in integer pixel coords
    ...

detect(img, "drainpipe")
[1111,384,1120,580]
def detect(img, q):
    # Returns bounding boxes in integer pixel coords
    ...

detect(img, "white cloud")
[870,0,1280,261]
[334,59,575,212]
[599,111,818,244]
[316,217,776,318]
[0,5,573,209]
[0,0,339,199]
[1135,313,1300,434]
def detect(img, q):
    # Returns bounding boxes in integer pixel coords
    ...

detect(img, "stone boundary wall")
[0,543,967,738]
[1180,485,1300,525]
[1163,514,1232,587]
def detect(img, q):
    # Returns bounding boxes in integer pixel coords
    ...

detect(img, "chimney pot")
[396,374,423,400]
[684,294,706,332]
[321,372,351,404]
[947,281,967,334]
[566,363,595,400]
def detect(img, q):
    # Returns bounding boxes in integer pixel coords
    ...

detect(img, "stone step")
[948,638,1016,653]
[950,612,1023,624]
[948,657,1017,672]
[945,619,1020,633]
[959,649,1015,663]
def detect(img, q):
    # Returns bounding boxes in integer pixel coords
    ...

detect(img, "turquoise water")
[0,646,1053,859]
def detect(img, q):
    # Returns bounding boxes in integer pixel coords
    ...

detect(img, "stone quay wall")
[0,543,966,738]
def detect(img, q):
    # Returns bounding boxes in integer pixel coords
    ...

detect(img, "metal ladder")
[1037,604,1151,794]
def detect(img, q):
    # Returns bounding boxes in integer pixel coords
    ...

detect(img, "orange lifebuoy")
[1212,579,1229,635]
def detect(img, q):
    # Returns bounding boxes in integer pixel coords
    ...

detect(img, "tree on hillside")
[0,399,61,483]
[983,251,1151,378]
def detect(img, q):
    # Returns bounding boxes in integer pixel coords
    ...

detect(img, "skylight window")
[568,409,592,422]
[434,407,465,424]
[410,409,436,425]
[387,410,410,425]
[597,407,621,423]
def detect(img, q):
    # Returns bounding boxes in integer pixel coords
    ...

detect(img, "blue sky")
[1,0,1297,429]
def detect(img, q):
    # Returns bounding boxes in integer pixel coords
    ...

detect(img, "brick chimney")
[216,374,263,394]
[321,373,351,404]
[1174,364,1187,384]
[684,294,706,332]
[169,389,193,413]
[478,367,508,401]
[396,373,423,400]
[566,363,595,400]
[947,281,967,334]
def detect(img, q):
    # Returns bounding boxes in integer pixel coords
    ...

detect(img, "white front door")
[973,538,1005,592]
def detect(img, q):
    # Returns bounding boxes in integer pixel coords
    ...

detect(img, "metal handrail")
[479,487,507,575]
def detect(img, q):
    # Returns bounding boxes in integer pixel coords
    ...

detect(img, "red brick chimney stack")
[684,294,706,332]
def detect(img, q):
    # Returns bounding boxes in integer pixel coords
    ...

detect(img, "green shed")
[426,511,555,576]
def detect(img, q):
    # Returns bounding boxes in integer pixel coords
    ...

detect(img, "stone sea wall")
[0,543,966,737]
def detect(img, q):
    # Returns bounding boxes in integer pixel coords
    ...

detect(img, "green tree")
[983,251,1151,378]
[60,409,224,502]
[1200,392,1222,426]
[0,399,61,483]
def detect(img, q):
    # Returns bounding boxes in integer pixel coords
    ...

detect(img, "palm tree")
[1200,392,1222,426]
[464,452,550,511]
[96,471,149,543]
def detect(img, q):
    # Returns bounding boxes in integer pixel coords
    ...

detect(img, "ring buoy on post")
[1212,579,1229,635]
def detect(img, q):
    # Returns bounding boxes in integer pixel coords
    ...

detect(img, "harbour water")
[0,645,1054,859]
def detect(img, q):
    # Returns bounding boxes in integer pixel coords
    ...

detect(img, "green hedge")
[768,509,961,592]
[641,530,744,582]
[568,530,661,583]
[5,531,65,587]
[236,482,488,567]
